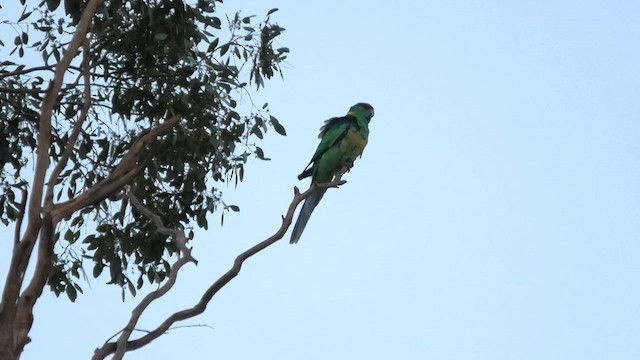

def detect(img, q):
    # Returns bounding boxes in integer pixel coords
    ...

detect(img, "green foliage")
[0,0,289,300]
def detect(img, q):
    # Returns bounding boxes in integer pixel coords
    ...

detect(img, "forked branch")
[108,190,198,360]
[92,166,351,360]
[50,115,182,223]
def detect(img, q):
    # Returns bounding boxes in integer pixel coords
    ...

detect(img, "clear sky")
[2,0,640,359]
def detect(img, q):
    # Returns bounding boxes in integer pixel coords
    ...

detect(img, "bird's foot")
[318,179,346,189]
[344,161,354,171]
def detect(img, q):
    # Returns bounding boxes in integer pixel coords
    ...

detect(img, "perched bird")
[290,103,375,244]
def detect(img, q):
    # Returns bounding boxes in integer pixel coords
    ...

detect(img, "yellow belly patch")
[344,130,367,156]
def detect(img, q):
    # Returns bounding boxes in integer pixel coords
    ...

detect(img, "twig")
[168,323,215,332]
[0,84,77,95]
[102,323,214,345]
[92,166,350,360]
[0,65,55,80]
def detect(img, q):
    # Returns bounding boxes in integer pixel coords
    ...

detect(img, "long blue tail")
[290,189,326,244]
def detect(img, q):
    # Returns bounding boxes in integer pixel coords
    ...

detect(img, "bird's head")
[347,103,375,120]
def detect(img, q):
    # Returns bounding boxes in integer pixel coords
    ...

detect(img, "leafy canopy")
[0,0,289,301]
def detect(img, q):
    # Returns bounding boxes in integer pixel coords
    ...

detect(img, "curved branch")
[50,115,182,223]
[92,166,351,360]
[108,190,197,360]
[123,191,197,264]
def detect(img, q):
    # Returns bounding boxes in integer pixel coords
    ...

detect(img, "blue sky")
[2,0,640,359]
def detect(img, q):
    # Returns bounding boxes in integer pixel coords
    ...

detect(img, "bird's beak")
[370,109,375,117]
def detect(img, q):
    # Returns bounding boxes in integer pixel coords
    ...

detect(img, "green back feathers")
[297,103,374,182]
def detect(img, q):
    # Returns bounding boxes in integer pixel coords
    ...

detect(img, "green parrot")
[290,103,375,244]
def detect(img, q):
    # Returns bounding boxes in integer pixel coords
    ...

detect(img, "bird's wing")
[299,116,353,174]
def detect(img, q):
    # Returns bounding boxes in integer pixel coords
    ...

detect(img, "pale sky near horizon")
[2,1,640,359]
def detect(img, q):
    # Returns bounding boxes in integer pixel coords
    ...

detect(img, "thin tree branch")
[45,36,92,206]
[167,323,215,332]
[50,115,181,223]
[13,189,28,246]
[123,191,197,264]
[0,87,44,94]
[0,65,55,79]
[0,83,78,94]
[108,189,197,360]
[102,323,214,345]
[92,166,350,360]
[113,255,195,360]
